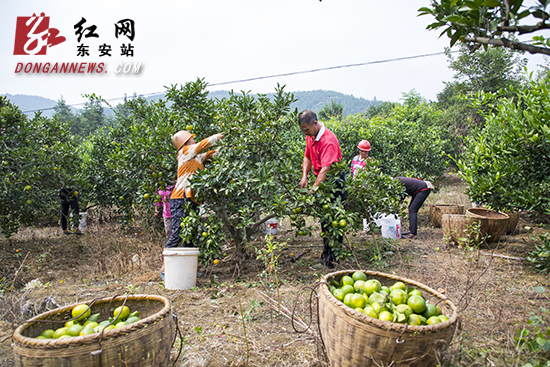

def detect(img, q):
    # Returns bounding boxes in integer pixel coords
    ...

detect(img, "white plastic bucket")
[78,212,88,232]
[163,247,200,290]
[265,218,278,235]
[374,213,401,239]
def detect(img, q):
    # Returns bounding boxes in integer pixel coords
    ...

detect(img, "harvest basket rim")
[466,207,510,220]
[12,294,171,349]
[320,270,459,334]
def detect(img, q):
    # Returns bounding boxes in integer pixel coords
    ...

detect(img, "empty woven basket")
[12,295,175,367]
[429,204,465,228]
[466,208,509,243]
[319,270,458,367]
[441,214,489,245]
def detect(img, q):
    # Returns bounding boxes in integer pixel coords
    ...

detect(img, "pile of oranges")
[34,304,141,339]
[329,271,449,326]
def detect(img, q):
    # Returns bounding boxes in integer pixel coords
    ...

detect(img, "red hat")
[357,140,371,151]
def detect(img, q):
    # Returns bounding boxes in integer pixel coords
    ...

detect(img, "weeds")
[255,235,285,324]
[514,306,550,366]
[527,232,550,274]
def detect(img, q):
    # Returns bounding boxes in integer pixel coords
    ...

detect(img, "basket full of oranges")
[318,270,458,367]
[12,295,175,367]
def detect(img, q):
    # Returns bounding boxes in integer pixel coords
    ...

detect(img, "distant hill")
[1,94,61,118]
[3,90,384,119]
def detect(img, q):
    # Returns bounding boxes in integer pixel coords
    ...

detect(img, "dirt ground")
[1,174,549,367]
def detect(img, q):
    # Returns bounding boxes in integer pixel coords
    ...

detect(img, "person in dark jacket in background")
[398,177,432,239]
[58,186,82,235]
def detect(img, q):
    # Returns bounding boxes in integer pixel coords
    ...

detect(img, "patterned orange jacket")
[171,134,222,203]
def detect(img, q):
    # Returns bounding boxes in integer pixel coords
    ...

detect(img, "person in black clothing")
[58,187,83,235]
[398,177,432,239]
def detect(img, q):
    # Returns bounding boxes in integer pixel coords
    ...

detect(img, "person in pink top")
[299,110,344,268]
[154,185,174,238]
[350,140,373,178]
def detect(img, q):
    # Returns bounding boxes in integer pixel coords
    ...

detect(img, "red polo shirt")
[304,125,342,175]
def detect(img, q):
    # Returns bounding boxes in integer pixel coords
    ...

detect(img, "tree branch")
[498,22,550,34]
[463,36,550,55]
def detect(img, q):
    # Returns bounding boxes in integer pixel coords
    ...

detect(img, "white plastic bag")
[373,213,401,239]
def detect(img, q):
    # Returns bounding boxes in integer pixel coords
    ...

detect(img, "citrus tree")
[0,96,81,238]
[457,72,550,216]
[79,80,215,225]
[288,159,406,261]
[184,86,301,262]
[419,0,550,55]
[327,100,452,183]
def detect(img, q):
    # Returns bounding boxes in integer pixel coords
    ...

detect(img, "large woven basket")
[466,208,509,243]
[441,214,489,245]
[12,295,175,367]
[429,204,465,228]
[319,270,458,367]
[504,211,521,234]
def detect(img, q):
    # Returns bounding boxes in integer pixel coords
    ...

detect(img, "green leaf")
[481,0,500,7]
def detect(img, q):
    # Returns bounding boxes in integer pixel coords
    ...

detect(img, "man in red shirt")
[299,110,344,268]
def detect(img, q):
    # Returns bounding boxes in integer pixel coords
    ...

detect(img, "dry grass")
[0,173,549,366]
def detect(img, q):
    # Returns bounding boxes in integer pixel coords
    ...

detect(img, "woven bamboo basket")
[441,214,489,245]
[429,204,465,228]
[12,295,175,367]
[466,208,509,243]
[319,270,458,367]
[504,211,521,234]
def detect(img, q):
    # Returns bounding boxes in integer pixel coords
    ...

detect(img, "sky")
[1,0,548,109]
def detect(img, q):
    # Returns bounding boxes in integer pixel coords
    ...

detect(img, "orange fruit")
[407,295,427,314]
[389,289,408,305]
[407,314,422,326]
[213,259,220,265]
[379,311,393,322]
[363,306,378,319]
[340,276,354,287]
[79,327,96,336]
[427,316,441,325]
[52,327,68,339]
[39,329,55,338]
[391,281,407,292]
[343,293,354,307]
[341,285,355,296]
[71,304,91,321]
[362,279,381,295]
[395,304,413,319]
[67,324,84,337]
[368,292,386,305]
[354,280,365,293]
[438,315,449,323]
[423,304,438,319]
[332,288,345,301]
[352,271,367,282]
[113,306,130,320]
[349,293,367,309]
